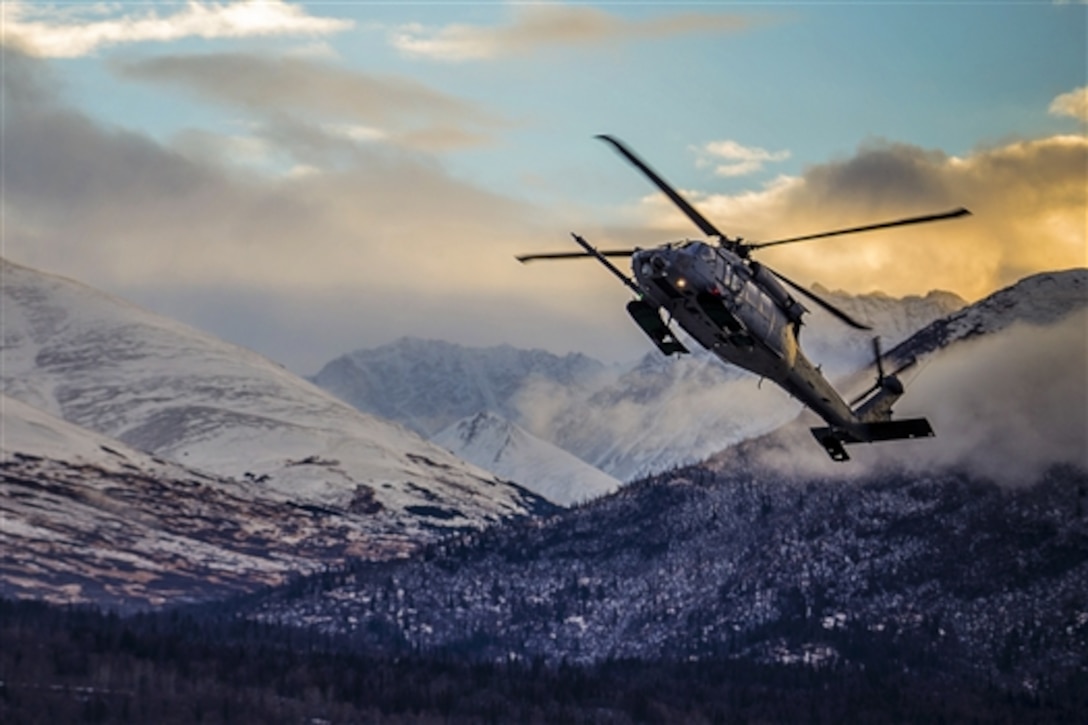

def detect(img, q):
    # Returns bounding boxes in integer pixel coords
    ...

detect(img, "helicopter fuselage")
[518,134,954,460]
[631,241,859,433]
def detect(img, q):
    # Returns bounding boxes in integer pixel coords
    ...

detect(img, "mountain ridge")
[1,258,558,608]
[311,336,607,437]
[886,268,1087,364]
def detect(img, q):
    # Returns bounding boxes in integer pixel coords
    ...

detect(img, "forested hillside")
[2,599,1083,724]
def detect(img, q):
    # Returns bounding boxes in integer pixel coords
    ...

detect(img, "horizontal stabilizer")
[856,417,934,442]
[811,429,851,461]
[811,418,934,462]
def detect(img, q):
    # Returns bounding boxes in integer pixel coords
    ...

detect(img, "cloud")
[894,311,1088,483]
[112,53,505,152]
[389,5,760,62]
[514,354,799,481]
[696,140,791,177]
[1050,86,1088,122]
[714,310,1088,486]
[2,98,523,290]
[1,1,351,58]
[637,136,1088,301]
[1,49,613,372]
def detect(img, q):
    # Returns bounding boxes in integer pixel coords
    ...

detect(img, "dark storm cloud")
[798,142,954,213]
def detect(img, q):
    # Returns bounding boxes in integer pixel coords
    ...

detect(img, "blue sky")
[3,1,1086,372]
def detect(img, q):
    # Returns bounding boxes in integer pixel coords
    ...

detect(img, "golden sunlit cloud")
[638,136,1087,301]
[1050,86,1088,122]
[390,4,761,62]
[1,0,352,58]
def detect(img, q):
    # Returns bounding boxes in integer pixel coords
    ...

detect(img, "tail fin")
[850,336,919,423]
[853,375,903,422]
[812,336,932,461]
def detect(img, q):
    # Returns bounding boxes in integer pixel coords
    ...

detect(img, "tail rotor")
[850,337,918,407]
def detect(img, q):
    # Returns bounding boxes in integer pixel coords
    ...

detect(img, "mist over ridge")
[310,280,985,481]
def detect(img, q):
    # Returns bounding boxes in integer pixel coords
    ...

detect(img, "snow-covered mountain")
[312,286,965,481]
[311,337,606,437]
[885,269,1087,364]
[800,286,967,376]
[432,411,621,506]
[1,258,556,607]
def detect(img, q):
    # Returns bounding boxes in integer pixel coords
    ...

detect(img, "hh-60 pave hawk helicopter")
[518,135,971,461]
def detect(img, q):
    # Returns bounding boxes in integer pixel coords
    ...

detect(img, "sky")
[2,1,1086,374]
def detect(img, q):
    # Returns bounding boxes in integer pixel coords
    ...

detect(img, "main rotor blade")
[516,249,638,263]
[768,268,872,330]
[569,233,643,297]
[596,134,726,240]
[747,207,971,250]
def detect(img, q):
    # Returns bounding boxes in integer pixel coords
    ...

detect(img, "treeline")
[2,598,1085,724]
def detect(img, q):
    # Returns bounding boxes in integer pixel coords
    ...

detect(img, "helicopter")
[518,135,971,461]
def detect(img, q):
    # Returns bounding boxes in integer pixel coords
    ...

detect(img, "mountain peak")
[888,267,1087,363]
[312,338,606,437]
[432,411,620,507]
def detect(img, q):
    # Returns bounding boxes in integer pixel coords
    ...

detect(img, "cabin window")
[755,291,773,320]
[726,266,743,295]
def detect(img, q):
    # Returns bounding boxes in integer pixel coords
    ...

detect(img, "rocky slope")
[1,394,402,609]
